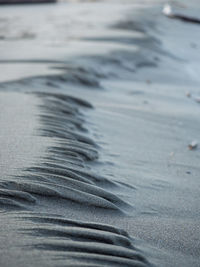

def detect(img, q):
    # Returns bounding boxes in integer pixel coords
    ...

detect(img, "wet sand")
[0,0,200,266]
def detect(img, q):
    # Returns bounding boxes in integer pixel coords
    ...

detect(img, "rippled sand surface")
[0,0,200,266]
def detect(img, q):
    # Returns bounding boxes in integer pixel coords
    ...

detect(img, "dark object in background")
[0,0,56,4]
[163,4,200,25]
[172,14,200,24]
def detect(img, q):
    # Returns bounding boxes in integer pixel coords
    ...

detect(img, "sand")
[0,0,200,266]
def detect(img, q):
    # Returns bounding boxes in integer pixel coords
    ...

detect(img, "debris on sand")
[186,92,191,98]
[188,141,198,150]
[146,79,152,84]
[163,4,173,17]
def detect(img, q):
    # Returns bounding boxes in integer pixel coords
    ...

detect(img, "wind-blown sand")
[0,0,200,266]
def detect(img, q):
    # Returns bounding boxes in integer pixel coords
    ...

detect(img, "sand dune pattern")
[0,91,150,266]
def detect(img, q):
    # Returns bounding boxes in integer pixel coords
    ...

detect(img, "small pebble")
[188,141,198,150]
[146,79,152,84]
[186,92,191,97]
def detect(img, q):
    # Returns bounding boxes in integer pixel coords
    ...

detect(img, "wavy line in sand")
[0,92,131,212]
[16,212,150,267]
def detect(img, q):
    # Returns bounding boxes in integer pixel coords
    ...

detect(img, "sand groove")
[0,91,149,265]
[16,213,149,267]
[0,92,131,212]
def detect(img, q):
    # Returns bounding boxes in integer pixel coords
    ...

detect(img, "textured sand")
[0,0,200,266]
